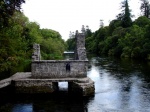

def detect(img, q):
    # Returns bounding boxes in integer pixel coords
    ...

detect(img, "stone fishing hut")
[0,27,95,96]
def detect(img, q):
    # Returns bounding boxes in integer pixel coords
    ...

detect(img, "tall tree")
[140,0,150,18]
[121,0,132,28]
[0,0,25,28]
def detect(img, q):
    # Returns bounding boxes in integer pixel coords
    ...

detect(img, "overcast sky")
[22,0,141,40]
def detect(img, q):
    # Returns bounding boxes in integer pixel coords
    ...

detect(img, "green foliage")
[66,1,150,61]
[134,16,150,27]
[0,12,30,74]
[40,38,65,60]
[72,14,150,60]
[39,29,66,60]
[41,29,61,39]
[85,28,92,38]
[121,0,132,28]
[0,0,25,28]
[0,11,66,77]
[67,1,149,60]
[86,36,96,53]
[66,38,76,51]
[85,27,109,54]
[108,20,122,35]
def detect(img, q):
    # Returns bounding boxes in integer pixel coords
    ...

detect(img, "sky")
[22,0,141,41]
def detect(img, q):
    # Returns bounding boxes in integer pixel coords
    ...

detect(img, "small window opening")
[66,63,70,72]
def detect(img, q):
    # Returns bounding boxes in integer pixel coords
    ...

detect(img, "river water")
[0,57,150,112]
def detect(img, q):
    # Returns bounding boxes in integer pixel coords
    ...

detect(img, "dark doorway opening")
[66,63,70,72]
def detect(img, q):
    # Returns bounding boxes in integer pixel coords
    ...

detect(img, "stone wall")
[14,79,56,93]
[32,60,88,78]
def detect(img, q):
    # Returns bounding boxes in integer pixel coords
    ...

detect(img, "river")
[0,57,150,112]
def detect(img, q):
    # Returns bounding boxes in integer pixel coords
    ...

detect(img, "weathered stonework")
[32,44,41,61]
[14,79,55,93]
[32,60,88,78]
[69,78,95,96]
[13,76,95,96]
[75,31,87,60]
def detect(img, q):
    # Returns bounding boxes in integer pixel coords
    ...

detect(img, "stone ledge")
[0,78,11,88]
[11,72,32,80]
[32,60,88,63]
[14,77,91,83]
[0,72,31,89]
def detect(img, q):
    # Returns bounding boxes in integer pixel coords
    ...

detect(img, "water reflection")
[87,57,150,112]
[12,104,32,112]
[0,93,89,112]
[0,57,150,112]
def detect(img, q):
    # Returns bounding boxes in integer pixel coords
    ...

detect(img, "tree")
[121,0,132,28]
[85,25,92,38]
[108,20,122,35]
[41,29,62,39]
[66,38,76,51]
[134,16,150,27]
[0,12,31,75]
[0,0,25,28]
[40,29,66,60]
[140,0,150,18]
[0,11,66,77]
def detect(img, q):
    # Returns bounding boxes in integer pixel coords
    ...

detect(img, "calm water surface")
[0,57,150,112]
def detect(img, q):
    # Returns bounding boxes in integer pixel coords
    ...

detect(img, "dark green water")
[0,57,150,112]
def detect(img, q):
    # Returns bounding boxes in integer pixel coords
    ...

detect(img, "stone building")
[12,27,95,96]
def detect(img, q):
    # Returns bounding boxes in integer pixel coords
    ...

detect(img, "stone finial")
[81,25,85,34]
[76,30,79,35]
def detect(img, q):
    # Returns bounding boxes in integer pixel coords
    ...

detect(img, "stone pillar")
[68,78,95,96]
[52,82,59,91]
[75,30,87,60]
[81,25,85,34]
[32,43,41,61]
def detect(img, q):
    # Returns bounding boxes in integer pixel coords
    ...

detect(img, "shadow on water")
[0,85,94,112]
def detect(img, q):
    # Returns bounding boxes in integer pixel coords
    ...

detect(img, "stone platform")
[12,72,94,96]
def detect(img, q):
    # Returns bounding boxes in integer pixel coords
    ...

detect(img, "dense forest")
[67,0,150,60]
[0,0,66,77]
